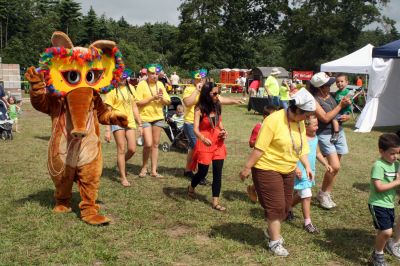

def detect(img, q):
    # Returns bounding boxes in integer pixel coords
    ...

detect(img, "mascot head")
[38,31,124,96]
[38,32,125,138]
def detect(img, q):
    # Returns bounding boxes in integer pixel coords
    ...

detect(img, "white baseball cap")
[310,72,335,88]
[291,88,316,112]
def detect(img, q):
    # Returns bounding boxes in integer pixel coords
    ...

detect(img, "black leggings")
[191,160,224,197]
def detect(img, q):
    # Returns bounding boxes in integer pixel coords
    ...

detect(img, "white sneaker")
[327,193,337,207]
[269,241,289,257]
[385,238,400,259]
[317,192,334,209]
[263,229,284,244]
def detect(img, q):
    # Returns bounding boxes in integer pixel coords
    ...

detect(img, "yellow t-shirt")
[183,85,200,124]
[264,75,280,96]
[254,109,309,173]
[135,80,171,122]
[104,84,137,129]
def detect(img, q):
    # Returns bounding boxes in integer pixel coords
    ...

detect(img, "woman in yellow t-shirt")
[239,88,316,257]
[135,64,171,178]
[104,73,143,187]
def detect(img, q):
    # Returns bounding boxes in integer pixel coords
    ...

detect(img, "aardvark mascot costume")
[25,31,128,225]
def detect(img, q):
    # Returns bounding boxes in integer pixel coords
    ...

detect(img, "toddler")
[331,73,351,143]
[7,96,20,132]
[288,116,332,234]
[171,105,184,129]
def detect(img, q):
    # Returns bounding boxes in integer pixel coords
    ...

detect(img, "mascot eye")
[62,71,81,85]
[86,69,104,85]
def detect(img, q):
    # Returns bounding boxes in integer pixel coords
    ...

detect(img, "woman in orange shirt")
[187,82,227,211]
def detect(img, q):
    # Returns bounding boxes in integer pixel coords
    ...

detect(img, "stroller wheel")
[1,131,7,140]
[161,142,170,152]
[8,131,13,140]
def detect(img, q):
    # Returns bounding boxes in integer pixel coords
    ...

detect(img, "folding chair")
[350,86,367,120]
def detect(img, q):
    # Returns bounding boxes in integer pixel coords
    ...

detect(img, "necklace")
[286,110,303,157]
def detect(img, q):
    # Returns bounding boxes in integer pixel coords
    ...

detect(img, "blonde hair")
[305,115,318,127]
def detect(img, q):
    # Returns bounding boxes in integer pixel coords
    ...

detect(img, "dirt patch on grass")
[193,234,211,245]
[326,261,344,266]
[166,224,192,239]
[173,254,200,266]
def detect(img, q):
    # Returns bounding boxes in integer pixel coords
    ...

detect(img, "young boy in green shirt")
[330,73,352,143]
[368,133,400,266]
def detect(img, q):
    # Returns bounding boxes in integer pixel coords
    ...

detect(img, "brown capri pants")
[252,168,295,221]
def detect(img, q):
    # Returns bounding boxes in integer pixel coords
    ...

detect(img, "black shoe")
[285,211,295,222]
[199,178,209,186]
[330,132,339,144]
[183,171,194,179]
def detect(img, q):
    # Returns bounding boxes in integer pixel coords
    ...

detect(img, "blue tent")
[372,39,400,58]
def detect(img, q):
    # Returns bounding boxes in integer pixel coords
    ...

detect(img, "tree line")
[0,0,398,76]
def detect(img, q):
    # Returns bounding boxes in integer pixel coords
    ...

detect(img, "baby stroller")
[0,100,13,140]
[161,95,188,152]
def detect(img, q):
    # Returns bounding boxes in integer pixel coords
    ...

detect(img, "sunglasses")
[211,92,220,96]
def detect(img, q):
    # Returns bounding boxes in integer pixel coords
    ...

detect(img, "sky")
[76,0,400,30]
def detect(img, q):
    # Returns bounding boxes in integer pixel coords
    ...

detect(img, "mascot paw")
[25,66,45,86]
[110,113,128,128]
[53,205,72,213]
[82,214,111,225]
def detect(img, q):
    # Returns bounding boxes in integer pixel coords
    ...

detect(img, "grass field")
[1,94,399,265]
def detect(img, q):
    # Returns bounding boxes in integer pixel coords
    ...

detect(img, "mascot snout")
[66,87,94,138]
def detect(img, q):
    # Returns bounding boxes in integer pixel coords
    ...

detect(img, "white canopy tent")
[321,44,374,74]
[355,40,400,132]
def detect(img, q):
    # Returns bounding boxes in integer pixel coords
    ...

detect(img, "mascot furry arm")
[25,31,128,225]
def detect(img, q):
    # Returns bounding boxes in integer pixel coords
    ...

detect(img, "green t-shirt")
[264,76,280,96]
[368,159,399,208]
[8,104,18,120]
[279,86,289,100]
[335,88,352,114]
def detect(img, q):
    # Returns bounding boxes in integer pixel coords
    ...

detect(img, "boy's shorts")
[368,204,394,231]
[295,187,312,199]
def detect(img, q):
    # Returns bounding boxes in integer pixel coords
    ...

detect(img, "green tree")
[80,6,99,45]
[57,0,81,40]
[282,0,390,70]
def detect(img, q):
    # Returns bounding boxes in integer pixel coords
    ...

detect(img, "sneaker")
[269,241,289,257]
[330,132,339,144]
[385,238,400,259]
[327,193,337,208]
[199,178,209,186]
[263,229,284,245]
[304,223,320,234]
[369,251,387,266]
[317,192,335,209]
[285,210,295,222]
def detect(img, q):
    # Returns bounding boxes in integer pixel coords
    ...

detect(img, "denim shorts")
[142,119,165,128]
[111,125,134,132]
[369,204,394,231]
[318,130,349,156]
[183,122,197,149]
